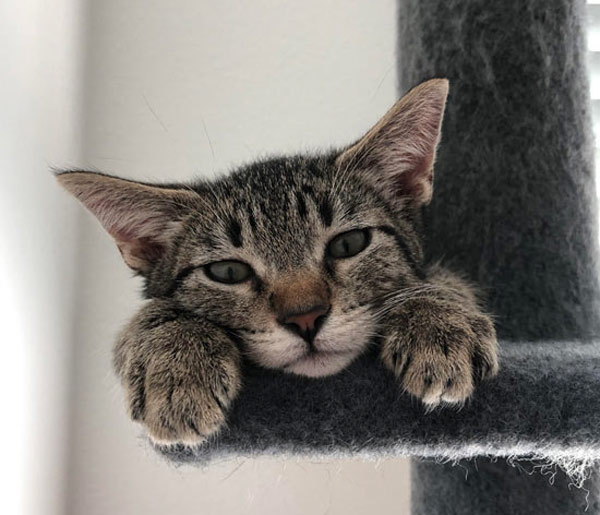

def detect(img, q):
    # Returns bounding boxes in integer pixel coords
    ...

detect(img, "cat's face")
[57,79,448,377]
[155,156,423,376]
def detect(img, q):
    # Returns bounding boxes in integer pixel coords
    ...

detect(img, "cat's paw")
[140,346,241,446]
[114,304,242,446]
[381,299,498,407]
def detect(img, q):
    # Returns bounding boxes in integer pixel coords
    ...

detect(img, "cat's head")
[57,79,448,377]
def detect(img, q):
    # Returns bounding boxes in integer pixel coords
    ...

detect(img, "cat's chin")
[283,350,357,378]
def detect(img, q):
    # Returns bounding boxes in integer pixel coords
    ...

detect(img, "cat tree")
[162,0,600,512]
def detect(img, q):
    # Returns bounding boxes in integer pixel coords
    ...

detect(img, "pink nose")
[281,305,329,344]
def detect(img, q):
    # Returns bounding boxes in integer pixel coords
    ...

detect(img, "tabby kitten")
[57,79,498,445]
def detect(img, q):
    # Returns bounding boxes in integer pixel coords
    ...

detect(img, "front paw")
[381,299,498,407]
[114,303,241,446]
[141,340,241,446]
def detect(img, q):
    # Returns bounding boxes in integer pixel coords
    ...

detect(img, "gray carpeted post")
[412,460,600,514]
[397,0,600,513]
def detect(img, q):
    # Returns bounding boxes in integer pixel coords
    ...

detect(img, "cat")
[57,79,498,446]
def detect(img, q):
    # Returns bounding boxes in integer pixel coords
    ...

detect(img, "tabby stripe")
[226,217,243,247]
[301,184,314,196]
[319,196,333,226]
[295,191,308,219]
[164,264,205,297]
[248,209,258,233]
[377,225,425,279]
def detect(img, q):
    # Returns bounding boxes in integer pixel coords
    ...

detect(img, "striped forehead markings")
[248,209,258,233]
[295,191,308,219]
[226,217,243,247]
[318,196,333,227]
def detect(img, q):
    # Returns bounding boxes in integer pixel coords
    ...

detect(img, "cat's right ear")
[56,171,198,274]
[336,78,449,208]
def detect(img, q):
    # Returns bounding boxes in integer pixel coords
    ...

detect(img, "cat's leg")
[113,299,242,445]
[380,264,498,406]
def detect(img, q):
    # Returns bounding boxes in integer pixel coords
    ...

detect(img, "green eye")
[327,229,370,259]
[205,260,253,284]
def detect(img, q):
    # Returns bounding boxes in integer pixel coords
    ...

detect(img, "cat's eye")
[205,260,253,284]
[327,229,370,259]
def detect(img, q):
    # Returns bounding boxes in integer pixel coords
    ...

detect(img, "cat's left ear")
[336,78,449,207]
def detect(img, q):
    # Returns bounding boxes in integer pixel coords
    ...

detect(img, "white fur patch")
[246,307,377,378]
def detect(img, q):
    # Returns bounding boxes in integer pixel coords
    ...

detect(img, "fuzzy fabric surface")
[412,460,600,515]
[397,0,600,512]
[158,0,600,512]
[399,0,600,342]
[159,341,600,469]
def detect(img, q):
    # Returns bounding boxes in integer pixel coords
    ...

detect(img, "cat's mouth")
[283,349,357,378]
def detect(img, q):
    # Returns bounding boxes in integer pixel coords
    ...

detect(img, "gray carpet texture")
[399,0,600,342]
[159,342,600,472]
[398,0,600,512]
[158,0,600,513]
[412,460,600,515]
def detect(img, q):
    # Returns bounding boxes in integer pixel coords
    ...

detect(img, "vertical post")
[397,0,600,512]
[399,0,599,341]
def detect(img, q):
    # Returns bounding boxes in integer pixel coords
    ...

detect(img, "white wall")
[0,1,84,515]
[66,1,411,514]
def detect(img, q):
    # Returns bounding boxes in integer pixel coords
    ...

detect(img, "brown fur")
[380,266,498,406]
[114,300,241,444]
[271,272,330,317]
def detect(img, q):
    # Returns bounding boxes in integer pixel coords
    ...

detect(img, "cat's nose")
[280,305,330,345]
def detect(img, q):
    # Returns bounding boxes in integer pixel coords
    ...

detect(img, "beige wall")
[66,1,411,514]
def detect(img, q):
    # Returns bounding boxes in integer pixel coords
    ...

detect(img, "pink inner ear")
[371,94,444,205]
[117,237,165,265]
[391,150,434,203]
[109,217,169,271]
[103,209,168,243]
[58,171,197,273]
